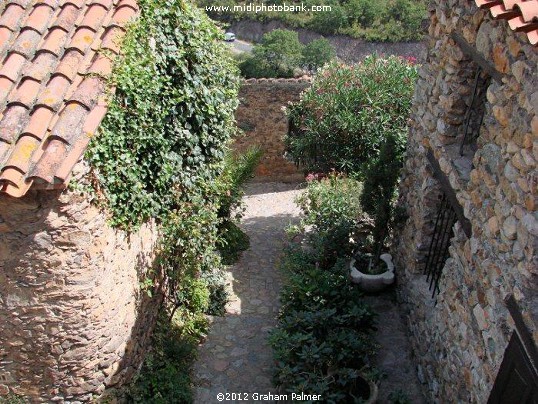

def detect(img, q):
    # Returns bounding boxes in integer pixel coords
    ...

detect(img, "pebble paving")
[193,182,426,404]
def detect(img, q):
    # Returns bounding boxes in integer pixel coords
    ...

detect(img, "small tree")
[301,38,335,72]
[240,29,304,78]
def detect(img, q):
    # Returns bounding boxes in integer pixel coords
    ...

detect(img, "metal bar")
[450,33,504,84]
[431,209,456,298]
[460,66,483,156]
[428,199,454,292]
[426,149,472,238]
[424,194,445,280]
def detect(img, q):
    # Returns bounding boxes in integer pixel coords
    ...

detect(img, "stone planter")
[349,253,395,293]
[358,374,379,404]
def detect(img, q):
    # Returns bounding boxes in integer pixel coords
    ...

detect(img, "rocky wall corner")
[0,163,163,402]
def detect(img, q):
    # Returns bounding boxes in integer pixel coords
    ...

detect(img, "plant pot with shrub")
[350,132,406,292]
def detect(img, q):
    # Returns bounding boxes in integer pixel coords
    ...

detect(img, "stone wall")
[394,0,537,402]
[0,162,163,402]
[228,19,427,64]
[234,78,310,182]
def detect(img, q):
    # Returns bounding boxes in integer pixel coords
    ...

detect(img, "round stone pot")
[349,253,395,293]
[351,373,379,403]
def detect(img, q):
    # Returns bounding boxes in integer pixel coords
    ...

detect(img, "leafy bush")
[217,147,263,220]
[360,132,406,259]
[239,29,304,78]
[302,38,336,73]
[285,55,418,176]
[271,249,378,401]
[127,311,203,403]
[217,220,250,265]
[271,171,378,400]
[295,173,362,268]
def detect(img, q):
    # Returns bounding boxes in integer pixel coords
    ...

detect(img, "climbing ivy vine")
[84,1,241,399]
[87,0,239,230]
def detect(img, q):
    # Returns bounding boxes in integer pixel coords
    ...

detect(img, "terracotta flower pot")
[349,253,395,293]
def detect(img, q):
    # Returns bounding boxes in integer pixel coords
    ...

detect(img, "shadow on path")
[193,183,302,403]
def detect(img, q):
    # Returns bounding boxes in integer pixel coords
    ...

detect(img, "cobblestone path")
[193,182,303,403]
[193,182,425,403]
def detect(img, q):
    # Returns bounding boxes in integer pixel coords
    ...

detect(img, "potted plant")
[350,132,406,292]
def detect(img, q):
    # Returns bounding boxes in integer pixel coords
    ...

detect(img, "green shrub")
[217,147,263,220]
[360,132,406,258]
[127,311,203,403]
[270,249,378,401]
[239,29,304,78]
[295,173,362,267]
[217,221,250,265]
[302,38,336,72]
[285,55,418,177]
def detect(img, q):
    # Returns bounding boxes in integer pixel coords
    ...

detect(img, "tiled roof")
[0,0,138,197]
[475,0,538,45]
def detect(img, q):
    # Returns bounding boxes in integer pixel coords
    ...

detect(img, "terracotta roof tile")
[22,51,56,82]
[12,28,42,57]
[24,4,55,34]
[11,77,41,105]
[1,52,26,81]
[474,0,538,45]
[0,0,139,197]
[0,4,26,31]
[41,27,69,56]
[53,4,81,31]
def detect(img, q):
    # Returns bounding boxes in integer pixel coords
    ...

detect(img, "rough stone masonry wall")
[394,0,537,402]
[234,78,310,182]
[0,163,162,402]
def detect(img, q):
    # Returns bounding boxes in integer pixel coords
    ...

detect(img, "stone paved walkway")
[193,182,426,404]
[193,182,303,403]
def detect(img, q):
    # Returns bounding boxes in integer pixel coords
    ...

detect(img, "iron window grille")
[424,192,458,297]
[459,66,491,156]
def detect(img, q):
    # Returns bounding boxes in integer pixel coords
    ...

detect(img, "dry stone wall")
[394,0,537,402]
[0,162,162,402]
[234,78,310,182]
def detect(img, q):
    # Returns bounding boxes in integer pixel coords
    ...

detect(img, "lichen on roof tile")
[0,0,138,197]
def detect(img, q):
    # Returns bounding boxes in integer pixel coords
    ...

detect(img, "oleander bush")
[285,55,418,177]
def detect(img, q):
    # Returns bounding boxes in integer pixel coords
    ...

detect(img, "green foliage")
[360,132,406,257]
[197,0,428,42]
[217,147,263,220]
[271,250,378,400]
[271,172,378,400]
[0,395,27,404]
[217,221,250,265]
[87,0,239,229]
[302,38,335,72]
[295,173,362,267]
[127,311,204,403]
[239,29,304,78]
[388,389,412,404]
[285,55,418,176]
[308,3,347,35]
